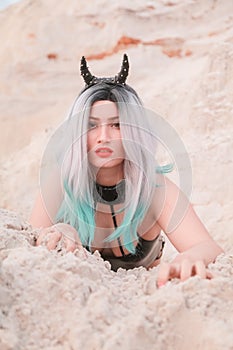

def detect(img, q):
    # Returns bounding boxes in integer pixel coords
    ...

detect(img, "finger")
[193,260,207,279]
[206,270,214,279]
[36,227,59,245]
[36,229,50,246]
[170,263,180,277]
[63,236,77,252]
[180,259,193,281]
[46,231,62,250]
[157,263,169,287]
[55,224,82,247]
[36,233,46,246]
[157,263,178,287]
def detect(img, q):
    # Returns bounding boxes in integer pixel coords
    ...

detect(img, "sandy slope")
[0,209,233,350]
[0,0,233,349]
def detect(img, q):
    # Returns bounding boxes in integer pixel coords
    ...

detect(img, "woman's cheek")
[87,133,94,152]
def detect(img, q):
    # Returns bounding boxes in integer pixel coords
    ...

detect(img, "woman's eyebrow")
[89,116,119,121]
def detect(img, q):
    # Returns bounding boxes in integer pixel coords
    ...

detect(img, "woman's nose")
[97,124,110,143]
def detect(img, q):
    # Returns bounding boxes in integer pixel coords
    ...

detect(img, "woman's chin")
[89,158,124,170]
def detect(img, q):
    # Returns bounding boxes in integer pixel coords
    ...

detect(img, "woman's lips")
[95,147,113,158]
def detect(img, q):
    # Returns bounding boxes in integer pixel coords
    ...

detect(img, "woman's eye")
[88,122,97,129]
[111,122,120,129]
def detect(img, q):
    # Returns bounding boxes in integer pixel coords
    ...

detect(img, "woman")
[30,54,223,287]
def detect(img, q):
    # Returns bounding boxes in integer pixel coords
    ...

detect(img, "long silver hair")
[56,83,159,251]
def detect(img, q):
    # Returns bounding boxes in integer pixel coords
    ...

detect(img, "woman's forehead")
[90,100,118,119]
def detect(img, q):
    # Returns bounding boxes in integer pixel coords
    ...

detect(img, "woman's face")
[87,100,125,170]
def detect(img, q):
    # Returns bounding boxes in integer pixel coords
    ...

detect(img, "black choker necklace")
[94,180,125,204]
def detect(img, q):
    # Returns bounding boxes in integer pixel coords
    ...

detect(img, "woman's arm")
[30,191,82,252]
[153,175,224,285]
[29,170,82,252]
[29,166,63,228]
[29,191,54,228]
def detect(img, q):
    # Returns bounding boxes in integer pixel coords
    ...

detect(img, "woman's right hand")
[36,223,83,252]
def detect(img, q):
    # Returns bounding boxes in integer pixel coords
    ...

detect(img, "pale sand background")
[0,0,233,349]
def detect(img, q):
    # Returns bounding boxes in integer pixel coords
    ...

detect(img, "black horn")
[80,56,96,85]
[80,54,129,87]
[115,54,129,84]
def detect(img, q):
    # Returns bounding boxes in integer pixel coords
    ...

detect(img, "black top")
[90,180,165,271]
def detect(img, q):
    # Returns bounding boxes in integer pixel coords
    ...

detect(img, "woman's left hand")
[156,258,213,287]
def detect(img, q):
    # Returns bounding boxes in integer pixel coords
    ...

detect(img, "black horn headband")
[80,54,129,87]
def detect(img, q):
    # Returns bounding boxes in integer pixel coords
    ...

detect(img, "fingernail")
[157,281,165,288]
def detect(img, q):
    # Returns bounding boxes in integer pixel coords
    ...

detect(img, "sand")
[0,0,233,349]
[0,209,232,350]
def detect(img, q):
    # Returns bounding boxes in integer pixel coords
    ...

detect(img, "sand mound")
[0,0,233,348]
[0,209,233,350]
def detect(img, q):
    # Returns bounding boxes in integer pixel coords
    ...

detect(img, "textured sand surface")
[0,209,232,350]
[0,0,233,349]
